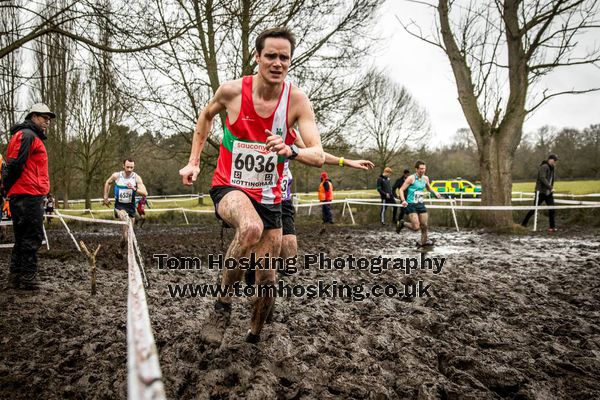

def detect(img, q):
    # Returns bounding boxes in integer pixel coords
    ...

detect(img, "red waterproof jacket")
[4,120,50,197]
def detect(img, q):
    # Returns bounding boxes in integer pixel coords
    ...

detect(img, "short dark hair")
[403,169,410,174]
[415,160,426,169]
[255,27,296,56]
[123,158,134,164]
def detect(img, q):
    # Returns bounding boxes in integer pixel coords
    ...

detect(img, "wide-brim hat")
[25,103,56,120]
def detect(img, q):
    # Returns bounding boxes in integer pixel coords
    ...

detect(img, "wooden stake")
[81,241,101,295]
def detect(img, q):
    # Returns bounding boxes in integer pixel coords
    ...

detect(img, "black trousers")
[380,196,398,223]
[9,195,44,274]
[522,192,555,229]
[321,203,333,223]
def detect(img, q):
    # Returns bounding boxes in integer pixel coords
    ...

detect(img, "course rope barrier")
[54,211,82,252]
[40,211,165,399]
[129,220,149,289]
[127,222,166,400]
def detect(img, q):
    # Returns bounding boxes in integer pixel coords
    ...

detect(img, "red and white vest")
[211,76,296,204]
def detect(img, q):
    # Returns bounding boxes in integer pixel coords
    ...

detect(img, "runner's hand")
[265,130,291,157]
[103,197,111,206]
[345,159,374,170]
[435,192,442,199]
[401,200,408,207]
[179,164,200,186]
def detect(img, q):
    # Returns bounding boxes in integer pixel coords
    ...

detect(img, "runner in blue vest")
[103,159,148,246]
[397,160,441,246]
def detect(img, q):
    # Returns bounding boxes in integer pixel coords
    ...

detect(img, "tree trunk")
[477,126,519,227]
[61,189,69,209]
[84,179,92,210]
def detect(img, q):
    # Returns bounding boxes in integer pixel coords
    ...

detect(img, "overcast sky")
[376,0,600,147]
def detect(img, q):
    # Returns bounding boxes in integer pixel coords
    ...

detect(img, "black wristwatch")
[288,144,299,160]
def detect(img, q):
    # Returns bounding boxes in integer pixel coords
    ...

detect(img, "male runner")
[135,195,150,228]
[44,193,55,225]
[103,159,148,245]
[179,27,324,343]
[397,160,441,246]
[263,145,373,322]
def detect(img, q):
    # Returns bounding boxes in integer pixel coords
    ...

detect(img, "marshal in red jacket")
[4,120,50,197]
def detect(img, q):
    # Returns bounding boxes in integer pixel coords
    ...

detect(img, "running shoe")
[396,220,404,233]
[245,330,260,344]
[200,301,232,345]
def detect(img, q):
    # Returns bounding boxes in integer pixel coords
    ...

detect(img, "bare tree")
[403,0,600,226]
[71,2,128,209]
[356,70,430,170]
[124,0,383,170]
[32,0,78,207]
[0,0,24,147]
[0,0,194,59]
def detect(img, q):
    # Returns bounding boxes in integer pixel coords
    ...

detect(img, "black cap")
[548,154,559,161]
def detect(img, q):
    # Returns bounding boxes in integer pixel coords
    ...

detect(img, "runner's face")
[256,38,292,84]
[416,165,426,176]
[123,161,135,175]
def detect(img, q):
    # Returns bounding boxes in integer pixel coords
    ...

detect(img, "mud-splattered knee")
[238,223,263,248]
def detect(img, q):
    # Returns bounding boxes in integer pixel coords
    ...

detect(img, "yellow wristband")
[338,157,344,167]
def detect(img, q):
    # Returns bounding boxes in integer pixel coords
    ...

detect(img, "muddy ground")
[1,221,599,399]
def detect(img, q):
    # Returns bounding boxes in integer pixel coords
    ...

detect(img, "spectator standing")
[4,103,55,290]
[318,171,334,223]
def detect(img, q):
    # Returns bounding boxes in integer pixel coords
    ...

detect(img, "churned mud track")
[1,222,599,399]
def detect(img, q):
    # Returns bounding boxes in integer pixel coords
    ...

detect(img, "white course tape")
[129,221,149,288]
[48,213,128,225]
[54,211,81,252]
[295,200,349,207]
[146,197,200,203]
[345,200,600,211]
[126,229,166,400]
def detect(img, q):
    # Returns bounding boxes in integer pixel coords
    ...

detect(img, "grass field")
[294,180,600,201]
[55,179,600,218]
[512,180,600,195]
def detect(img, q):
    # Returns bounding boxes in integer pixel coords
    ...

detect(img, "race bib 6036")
[230,141,278,189]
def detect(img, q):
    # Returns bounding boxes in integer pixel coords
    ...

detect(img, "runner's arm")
[295,134,374,170]
[103,173,118,204]
[425,178,442,199]
[266,89,324,167]
[135,175,148,197]
[180,83,235,185]
[399,176,414,203]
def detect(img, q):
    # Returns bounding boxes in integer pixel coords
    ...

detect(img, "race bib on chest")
[118,188,133,203]
[230,141,278,189]
[414,190,425,204]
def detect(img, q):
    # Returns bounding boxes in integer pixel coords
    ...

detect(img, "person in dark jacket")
[522,154,558,232]
[377,167,397,224]
[3,103,55,290]
[392,169,410,223]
